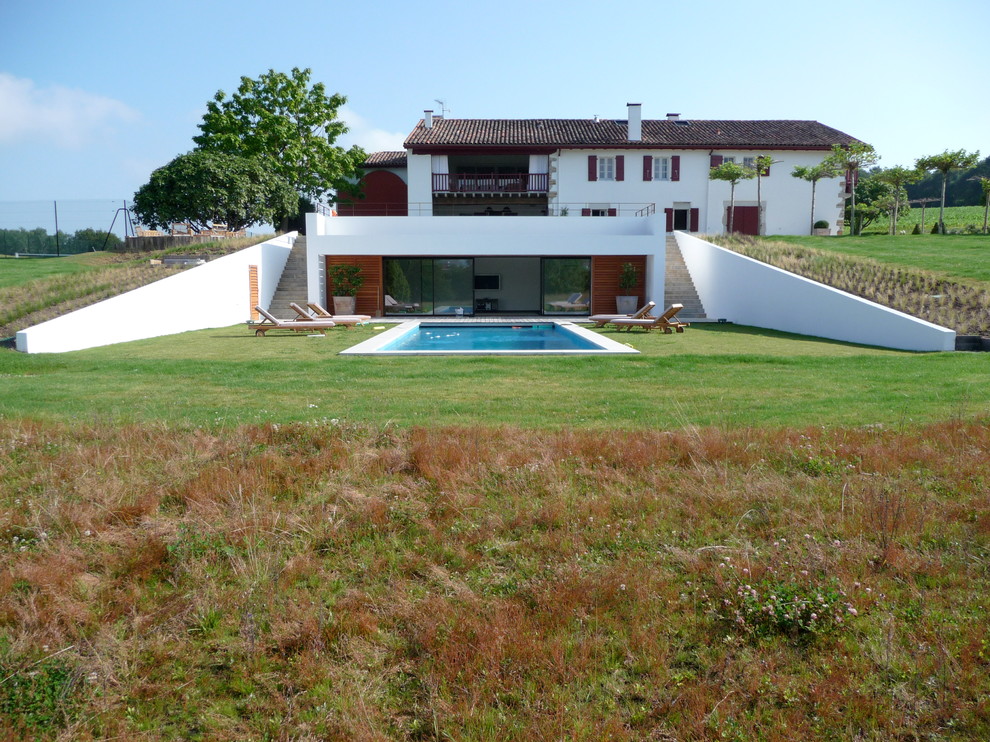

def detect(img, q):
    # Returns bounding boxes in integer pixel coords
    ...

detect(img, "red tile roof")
[361,151,408,168]
[404,118,860,150]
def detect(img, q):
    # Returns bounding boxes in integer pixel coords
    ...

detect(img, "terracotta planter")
[332,296,356,315]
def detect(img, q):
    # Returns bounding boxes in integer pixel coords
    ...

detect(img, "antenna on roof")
[434,99,448,117]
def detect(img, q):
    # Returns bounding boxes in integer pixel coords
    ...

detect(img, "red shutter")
[581,208,591,216]
[588,155,597,181]
[607,208,617,217]
[671,155,680,181]
[710,155,723,168]
[615,155,624,181]
[664,208,674,232]
[643,155,652,181]
[690,208,700,232]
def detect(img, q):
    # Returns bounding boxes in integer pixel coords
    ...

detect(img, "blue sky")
[1,0,988,232]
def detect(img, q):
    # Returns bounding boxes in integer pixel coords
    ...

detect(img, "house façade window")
[598,156,615,181]
[653,157,670,180]
[588,154,624,181]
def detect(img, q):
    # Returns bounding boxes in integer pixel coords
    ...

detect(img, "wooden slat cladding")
[248,265,259,320]
[591,255,646,314]
[325,256,383,316]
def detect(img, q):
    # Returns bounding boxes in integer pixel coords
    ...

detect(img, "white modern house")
[305,104,860,320]
[14,103,956,353]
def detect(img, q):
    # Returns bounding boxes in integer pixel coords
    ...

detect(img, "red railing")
[433,173,549,193]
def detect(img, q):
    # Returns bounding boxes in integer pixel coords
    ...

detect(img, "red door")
[727,206,759,235]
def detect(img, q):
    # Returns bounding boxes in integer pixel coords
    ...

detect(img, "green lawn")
[1,323,986,429]
[0,252,107,289]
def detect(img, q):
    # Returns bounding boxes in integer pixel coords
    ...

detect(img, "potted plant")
[326,263,363,315]
[813,219,831,236]
[615,262,639,314]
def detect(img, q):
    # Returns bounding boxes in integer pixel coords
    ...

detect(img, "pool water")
[340,321,639,355]
[383,323,600,352]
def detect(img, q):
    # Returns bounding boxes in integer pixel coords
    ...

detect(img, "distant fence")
[0,199,133,255]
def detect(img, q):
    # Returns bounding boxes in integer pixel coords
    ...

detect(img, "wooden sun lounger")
[610,303,688,333]
[305,302,372,322]
[587,300,656,327]
[249,306,336,336]
[297,302,372,327]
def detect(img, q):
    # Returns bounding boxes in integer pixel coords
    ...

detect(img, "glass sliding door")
[542,257,591,314]
[382,258,474,316]
[384,258,431,315]
[432,258,474,315]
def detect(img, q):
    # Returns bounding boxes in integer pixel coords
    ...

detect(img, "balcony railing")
[433,173,549,194]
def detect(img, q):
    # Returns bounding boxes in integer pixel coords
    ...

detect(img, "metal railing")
[432,173,549,193]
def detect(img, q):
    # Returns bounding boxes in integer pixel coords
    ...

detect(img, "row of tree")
[132,68,366,234]
[711,144,987,236]
[0,227,122,256]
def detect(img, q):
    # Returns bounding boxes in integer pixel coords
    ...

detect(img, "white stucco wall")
[555,149,846,236]
[15,233,295,354]
[406,153,434,215]
[305,213,667,308]
[674,231,955,352]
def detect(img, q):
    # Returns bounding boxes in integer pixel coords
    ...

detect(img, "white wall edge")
[15,233,296,354]
[674,232,956,352]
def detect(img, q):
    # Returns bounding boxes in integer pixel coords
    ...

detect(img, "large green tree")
[915,149,982,233]
[825,142,879,235]
[193,67,366,210]
[791,162,838,235]
[709,162,756,234]
[132,151,298,233]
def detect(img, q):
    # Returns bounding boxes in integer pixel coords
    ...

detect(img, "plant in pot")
[616,262,640,314]
[813,219,831,236]
[326,263,363,315]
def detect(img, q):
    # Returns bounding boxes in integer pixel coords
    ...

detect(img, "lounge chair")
[587,300,656,327]
[610,303,689,333]
[298,302,372,327]
[384,294,420,312]
[249,306,336,336]
[548,292,583,310]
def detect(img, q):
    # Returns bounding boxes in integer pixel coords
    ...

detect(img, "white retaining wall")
[15,233,296,354]
[674,232,955,352]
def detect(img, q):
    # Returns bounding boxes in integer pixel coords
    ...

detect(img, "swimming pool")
[340,321,639,355]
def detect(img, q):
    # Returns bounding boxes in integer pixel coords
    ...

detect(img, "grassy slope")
[0,252,109,289]
[770,233,990,283]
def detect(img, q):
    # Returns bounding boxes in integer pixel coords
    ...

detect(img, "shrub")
[813,220,830,229]
[912,223,921,234]
[326,264,364,297]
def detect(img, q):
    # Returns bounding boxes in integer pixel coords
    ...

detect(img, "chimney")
[424,110,434,129]
[666,112,681,121]
[627,103,642,142]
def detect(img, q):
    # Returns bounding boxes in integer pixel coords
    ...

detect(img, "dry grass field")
[2,419,989,739]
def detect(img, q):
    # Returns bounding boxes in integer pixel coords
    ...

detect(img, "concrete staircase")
[664,235,706,320]
[269,235,308,318]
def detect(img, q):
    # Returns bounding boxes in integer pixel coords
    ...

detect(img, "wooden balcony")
[433,173,549,194]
